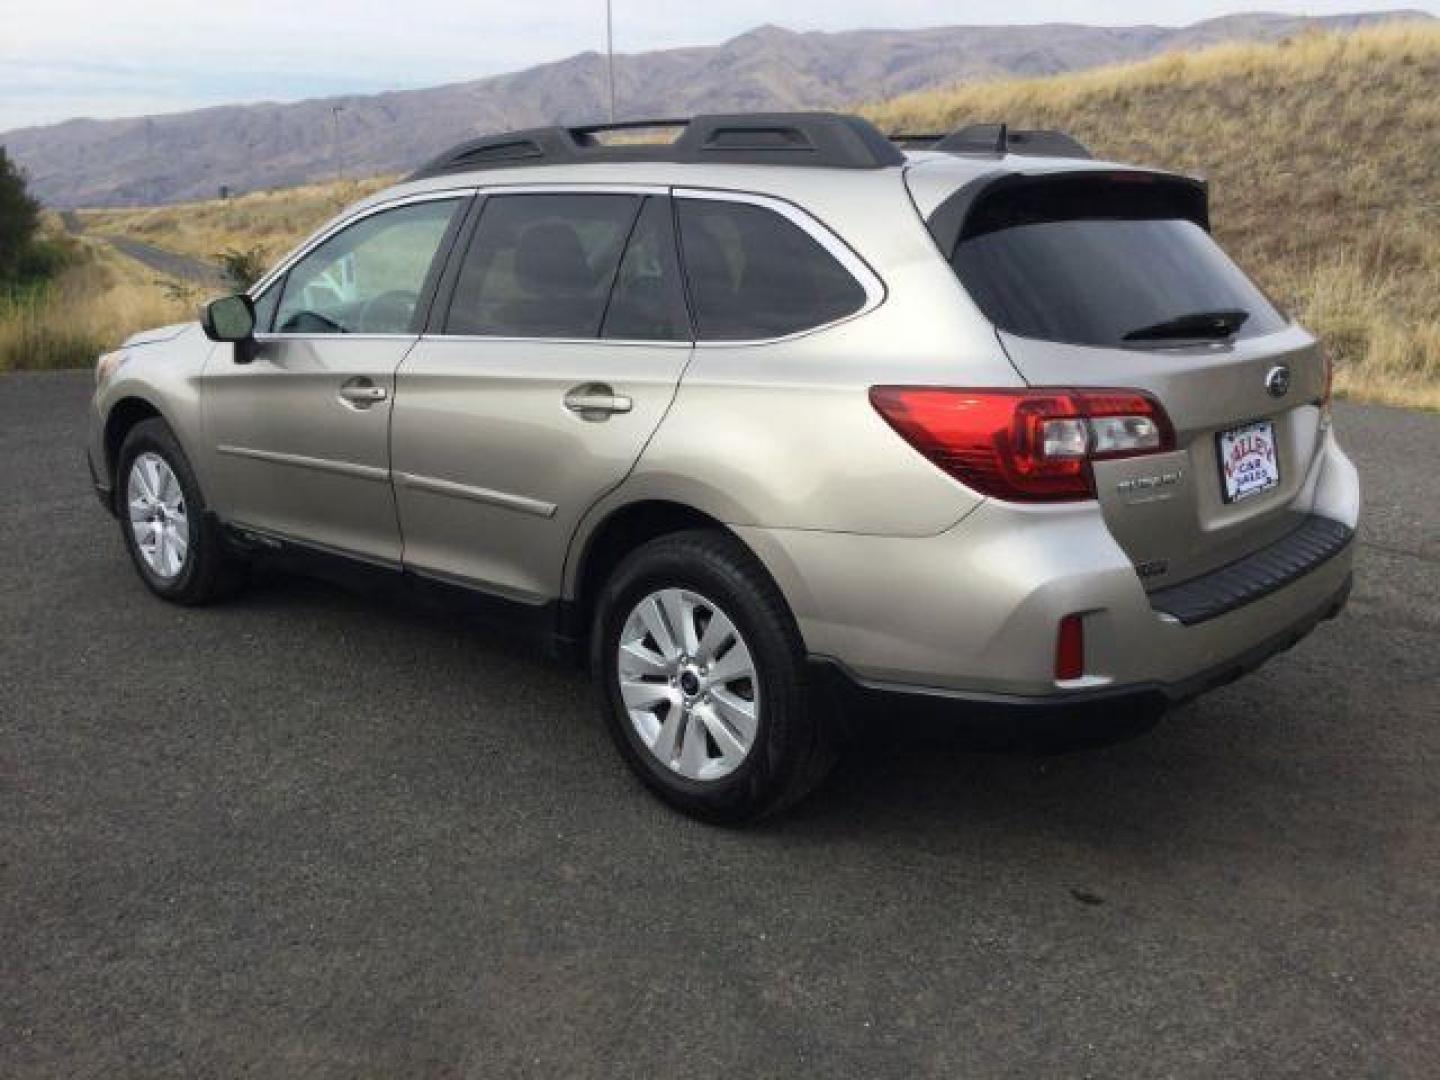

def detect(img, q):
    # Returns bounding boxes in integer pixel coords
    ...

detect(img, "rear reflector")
[1055,614,1086,681]
[869,387,1175,502]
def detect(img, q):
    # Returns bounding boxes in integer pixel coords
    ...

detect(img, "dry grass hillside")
[4,24,1437,407]
[864,22,1440,408]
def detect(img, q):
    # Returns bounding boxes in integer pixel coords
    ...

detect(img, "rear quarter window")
[677,198,867,341]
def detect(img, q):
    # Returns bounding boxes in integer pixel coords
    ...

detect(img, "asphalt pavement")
[2,371,1437,1078]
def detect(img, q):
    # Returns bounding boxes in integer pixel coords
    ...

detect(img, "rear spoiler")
[924,169,1211,258]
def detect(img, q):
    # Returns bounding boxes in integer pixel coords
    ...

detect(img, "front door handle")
[564,383,633,420]
[339,378,388,408]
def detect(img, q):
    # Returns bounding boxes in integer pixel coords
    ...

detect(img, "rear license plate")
[1217,420,1281,503]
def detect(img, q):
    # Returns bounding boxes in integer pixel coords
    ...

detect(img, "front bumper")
[738,427,1359,705]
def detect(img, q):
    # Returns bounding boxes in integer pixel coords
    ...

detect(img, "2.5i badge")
[1217,420,1281,503]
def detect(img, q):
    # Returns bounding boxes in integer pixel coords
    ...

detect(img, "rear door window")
[948,175,1287,348]
[445,193,640,338]
[676,198,867,341]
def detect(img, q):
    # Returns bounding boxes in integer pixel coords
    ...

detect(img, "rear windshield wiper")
[1123,309,1250,342]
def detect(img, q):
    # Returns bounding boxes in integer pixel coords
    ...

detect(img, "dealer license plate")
[1217,420,1281,503]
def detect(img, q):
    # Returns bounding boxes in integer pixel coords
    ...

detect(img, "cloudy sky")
[2,0,1435,132]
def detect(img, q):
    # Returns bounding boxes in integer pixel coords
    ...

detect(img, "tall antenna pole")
[331,105,344,181]
[605,0,616,122]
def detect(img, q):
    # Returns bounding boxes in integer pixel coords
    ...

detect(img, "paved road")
[58,211,226,287]
[3,372,1437,1078]
[103,237,228,289]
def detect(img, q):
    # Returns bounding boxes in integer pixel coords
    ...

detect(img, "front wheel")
[592,530,834,824]
[116,418,246,605]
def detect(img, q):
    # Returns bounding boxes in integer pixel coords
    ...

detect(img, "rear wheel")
[116,418,246,605]
[592,530,834,824]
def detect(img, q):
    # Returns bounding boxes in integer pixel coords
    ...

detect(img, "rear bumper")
[810,569,1351,720]
[739,427,1360,706]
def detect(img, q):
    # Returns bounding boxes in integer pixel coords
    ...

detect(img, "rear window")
[948,175,1286,348]
[677,198,866,341]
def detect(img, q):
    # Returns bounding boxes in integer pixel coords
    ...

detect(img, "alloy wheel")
[617,588,760,781]
[127,452,189,579]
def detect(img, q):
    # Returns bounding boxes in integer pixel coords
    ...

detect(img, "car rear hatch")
[919,166,1331,589]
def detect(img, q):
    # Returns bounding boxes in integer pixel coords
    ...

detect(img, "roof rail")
[409,112,906,180]
[894,123,1093,160]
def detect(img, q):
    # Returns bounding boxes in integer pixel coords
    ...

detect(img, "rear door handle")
[339,378,388,408]
[564,383,633,419]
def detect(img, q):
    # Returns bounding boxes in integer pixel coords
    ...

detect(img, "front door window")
[273,199,460,335]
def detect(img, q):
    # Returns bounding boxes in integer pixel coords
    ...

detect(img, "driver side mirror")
[201,294,256,343]
[201,294,259,364]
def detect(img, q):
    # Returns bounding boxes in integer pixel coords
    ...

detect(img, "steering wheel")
[357,290,419,334]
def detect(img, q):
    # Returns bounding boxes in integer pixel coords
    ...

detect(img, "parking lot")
[3,370,1437,1077]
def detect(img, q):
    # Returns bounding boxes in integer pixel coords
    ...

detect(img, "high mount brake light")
[869,387,1176,502]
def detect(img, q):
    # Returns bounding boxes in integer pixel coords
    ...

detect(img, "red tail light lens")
[869,387,1175,502]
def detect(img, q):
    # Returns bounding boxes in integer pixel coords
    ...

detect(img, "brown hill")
[1,10,1428,208]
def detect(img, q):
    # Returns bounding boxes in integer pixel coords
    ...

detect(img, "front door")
[203,195,466,563]
[392,191,693,600]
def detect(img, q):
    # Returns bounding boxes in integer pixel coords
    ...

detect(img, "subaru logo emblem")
[1265,365,1291,398]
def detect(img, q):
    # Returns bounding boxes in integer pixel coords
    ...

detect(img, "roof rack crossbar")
[408,112,905,180]
[893,123,1093,160]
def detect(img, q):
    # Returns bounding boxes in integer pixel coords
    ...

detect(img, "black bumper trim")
[809,571,1351,722]
[1147,514,1354,626]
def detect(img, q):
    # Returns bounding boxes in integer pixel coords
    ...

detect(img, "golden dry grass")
[78,175,395,269]
[863,21,1440,409]
[0,234,194,371]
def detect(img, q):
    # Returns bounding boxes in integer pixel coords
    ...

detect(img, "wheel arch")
[103,396,166,483]
[100,379,208,509]
[562,498,800,651]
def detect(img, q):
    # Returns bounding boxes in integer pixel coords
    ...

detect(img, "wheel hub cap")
[126,452,189,580]
[617,588,760,782]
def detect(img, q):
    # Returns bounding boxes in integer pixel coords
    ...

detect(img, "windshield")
[948,178,1287,348]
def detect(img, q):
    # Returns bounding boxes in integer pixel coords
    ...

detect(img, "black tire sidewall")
[116,419,220,603]
[592,531,815,823]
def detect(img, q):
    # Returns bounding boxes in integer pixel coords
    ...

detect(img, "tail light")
[869,387,1175,502]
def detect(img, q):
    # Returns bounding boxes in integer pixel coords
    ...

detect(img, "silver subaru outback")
[87,113,1359,822]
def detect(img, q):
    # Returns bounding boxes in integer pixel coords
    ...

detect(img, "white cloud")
[1,0,1435,130]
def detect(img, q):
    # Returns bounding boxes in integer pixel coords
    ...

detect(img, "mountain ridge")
[3,10,1431,207]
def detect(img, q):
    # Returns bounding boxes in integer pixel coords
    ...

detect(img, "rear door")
[935,170,1328,587]
[391,189,693,600]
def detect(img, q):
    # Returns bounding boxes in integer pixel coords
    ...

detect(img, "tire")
[591,529,835,825]
[115,417,246,605]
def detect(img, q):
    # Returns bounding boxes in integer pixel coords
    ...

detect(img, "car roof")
[311,113,1193,262]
